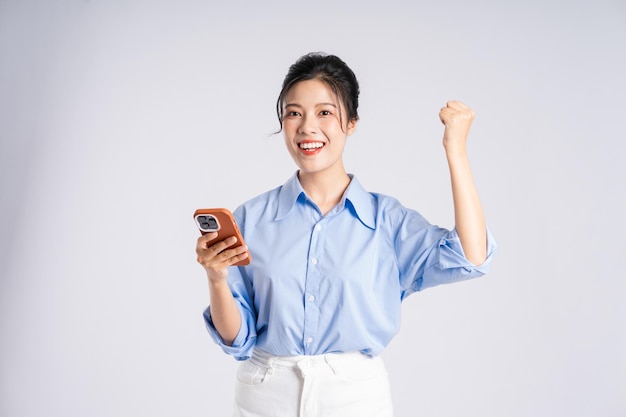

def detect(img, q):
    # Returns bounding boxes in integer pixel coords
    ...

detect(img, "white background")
[1,1,625,416]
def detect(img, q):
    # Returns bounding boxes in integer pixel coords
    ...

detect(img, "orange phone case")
[193,208,251,266]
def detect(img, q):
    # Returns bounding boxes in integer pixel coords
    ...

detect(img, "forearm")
[208,280,242,346]
[446,149,487,265]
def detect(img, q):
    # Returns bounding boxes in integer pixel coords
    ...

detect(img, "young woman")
[196,52,497,417]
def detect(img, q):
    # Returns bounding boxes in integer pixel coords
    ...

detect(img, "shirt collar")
[275,172,376,229]
[343,175,376,229]
[275,172,305,220]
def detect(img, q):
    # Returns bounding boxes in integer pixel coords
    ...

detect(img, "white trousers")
[233,349,394,417]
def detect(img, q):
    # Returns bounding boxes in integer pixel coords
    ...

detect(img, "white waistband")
[251,349,371,370]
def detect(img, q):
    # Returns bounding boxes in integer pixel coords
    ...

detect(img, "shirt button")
[314,224,322,231]
[306,337,313,344]
[311,258,318,265]
[308,295,315,302]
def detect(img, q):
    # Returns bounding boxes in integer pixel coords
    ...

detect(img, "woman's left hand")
[439,100,475,153]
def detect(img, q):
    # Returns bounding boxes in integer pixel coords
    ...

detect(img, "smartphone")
[193,208,251,266]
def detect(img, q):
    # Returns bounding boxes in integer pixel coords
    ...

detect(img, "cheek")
[282,120,299,137]
[283,134,299,157]
[321,120,348,138]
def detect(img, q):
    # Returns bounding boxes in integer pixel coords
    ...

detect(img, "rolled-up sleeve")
[393,203,497,296]
[419,226,497,290]
[202,265,257,361]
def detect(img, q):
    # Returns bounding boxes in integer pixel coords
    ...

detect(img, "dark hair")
[276,52,360,131]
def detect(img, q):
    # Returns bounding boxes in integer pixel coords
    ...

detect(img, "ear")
[346,118,358,136]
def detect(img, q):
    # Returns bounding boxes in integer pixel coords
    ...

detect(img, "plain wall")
[1,1,625,416]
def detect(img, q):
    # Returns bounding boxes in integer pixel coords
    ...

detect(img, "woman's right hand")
[196,232,246,345]
[196,232,249,283]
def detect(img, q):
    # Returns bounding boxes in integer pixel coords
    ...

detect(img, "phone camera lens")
[197,215,218,230]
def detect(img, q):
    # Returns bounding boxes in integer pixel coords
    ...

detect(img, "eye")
[285,111,301,118]
[319,110,332,116]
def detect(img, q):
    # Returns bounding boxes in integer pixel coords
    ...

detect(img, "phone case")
[193,208,251,266]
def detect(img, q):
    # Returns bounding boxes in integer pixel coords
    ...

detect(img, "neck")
[298,169,351,215]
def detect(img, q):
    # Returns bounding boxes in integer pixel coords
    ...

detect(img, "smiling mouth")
[299,142,325,150]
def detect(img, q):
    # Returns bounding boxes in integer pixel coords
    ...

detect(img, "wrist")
[207,275,229,291]
[444,145,469,161]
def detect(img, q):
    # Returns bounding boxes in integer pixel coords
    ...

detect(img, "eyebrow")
[284,102,338,108]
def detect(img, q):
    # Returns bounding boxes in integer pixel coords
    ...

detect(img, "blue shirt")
[204,173,497,360]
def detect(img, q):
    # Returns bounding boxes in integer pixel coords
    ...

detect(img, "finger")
[206,245,249,269]
[228,251,249,265]
[445,100,469,110]
[224,244,248,258]
[214,243,246,260]
[196,236,237,263]
[197,232,218,248]
[198,237,241,265]
[440,103,474,124]
[197,244,241,269]
[208,236,239,254]
[221,246,250,266]
[439,107,454,124]
[198,234,236,253]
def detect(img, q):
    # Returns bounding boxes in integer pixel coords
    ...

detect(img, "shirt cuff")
[438,227,497,274]
[203,305,256,361]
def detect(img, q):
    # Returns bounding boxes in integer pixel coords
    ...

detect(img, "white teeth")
[299,142,324,150]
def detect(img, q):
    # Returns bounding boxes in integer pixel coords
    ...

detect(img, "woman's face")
[281,79,357,178]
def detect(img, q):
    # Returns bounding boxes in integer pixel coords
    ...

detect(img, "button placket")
[302,216,323,354]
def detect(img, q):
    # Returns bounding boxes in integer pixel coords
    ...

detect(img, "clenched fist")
[439,100,475,153]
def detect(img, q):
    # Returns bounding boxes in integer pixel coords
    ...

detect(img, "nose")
[297,114,317,134]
